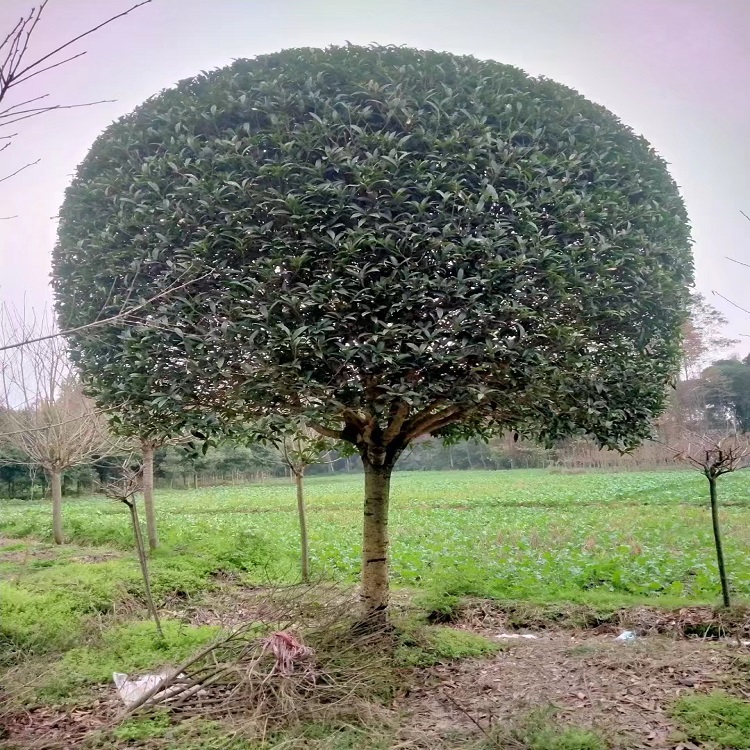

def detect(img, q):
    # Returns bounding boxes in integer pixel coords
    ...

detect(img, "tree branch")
[308,422,344,441]
[0,158,38,182]
[712,290,750,316]
[405,405,464,440]
[726,256,750,270]
[382,400,411,444]
[3,1,151,92]
[0,272,210,353]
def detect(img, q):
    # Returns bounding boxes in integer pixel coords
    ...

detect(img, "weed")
[395,623,500,667]
[482,707,608,750]
[413,589,464,623]
[112,712,173,741]
[671,690,750,749]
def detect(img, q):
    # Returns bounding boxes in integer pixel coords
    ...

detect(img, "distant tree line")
[2,348,748,499]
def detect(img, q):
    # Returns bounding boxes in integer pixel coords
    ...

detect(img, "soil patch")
[462,600,750,639]
[399,629,748,748]
[0,693,117,750]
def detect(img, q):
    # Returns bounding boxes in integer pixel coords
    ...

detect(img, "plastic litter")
[262,630,313,676]
[494,633,539,640]
[113,670,201,708]
[615,630,637,642]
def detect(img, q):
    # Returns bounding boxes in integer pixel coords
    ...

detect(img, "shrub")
[484,708,608,750]
[396,624,500,667]
[671,691,750,749]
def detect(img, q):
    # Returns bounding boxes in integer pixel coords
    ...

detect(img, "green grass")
[8,619,219,705]
[3,469,749,605]
[395,623,501,667]
[103,717,393,749]
[671,691,750,749]
[481,708,609,750]
[2,469,748,747]
[1,469,749,669]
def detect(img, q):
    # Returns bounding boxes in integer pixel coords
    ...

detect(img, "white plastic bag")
[113,670,189,708]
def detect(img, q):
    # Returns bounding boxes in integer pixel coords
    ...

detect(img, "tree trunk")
[294,468,310,583]
[708,475,731,608]
[361,459,393,624]
[141,440,159,551]
[125,498,163,639]
[50,469,64,544]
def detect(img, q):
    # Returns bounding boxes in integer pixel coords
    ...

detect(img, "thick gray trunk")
[141,440,158,551]
[50,469,63,545]
[361,460,393,624]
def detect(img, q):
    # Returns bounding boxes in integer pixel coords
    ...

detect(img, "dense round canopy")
[54,45,692,449]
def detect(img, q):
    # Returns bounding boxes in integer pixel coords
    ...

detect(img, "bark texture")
[709,476,731,608]
[361,459,393,623]
[50,469,63,545]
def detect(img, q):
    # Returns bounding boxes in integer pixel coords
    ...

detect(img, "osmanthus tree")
[53,46,693,620]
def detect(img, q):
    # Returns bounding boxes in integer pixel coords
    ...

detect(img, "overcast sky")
[1,0,748,354]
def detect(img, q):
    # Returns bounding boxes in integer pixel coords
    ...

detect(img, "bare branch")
[0,272,210,353]
[10,51,86,88]
[0,92,50,115]
[0,0,150,211]
[726,256,750,270]
[0,99,114,128]
[712,290,750,316]
[7,1,151,88]
[0,157,38,182]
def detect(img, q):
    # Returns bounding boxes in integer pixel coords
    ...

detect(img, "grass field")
[3,468,750,607]
[2,468,750,748]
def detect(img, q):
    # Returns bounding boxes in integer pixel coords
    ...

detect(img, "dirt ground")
[4,627,749,749]
[399,630,747,749]
[2,553,749,750]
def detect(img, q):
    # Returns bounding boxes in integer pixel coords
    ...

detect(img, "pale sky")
[1,0,748,354]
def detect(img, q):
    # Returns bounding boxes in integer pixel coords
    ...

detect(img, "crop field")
[3,468,750,606]
[2,469,750,749]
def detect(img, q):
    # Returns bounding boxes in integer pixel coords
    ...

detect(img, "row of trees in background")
[0,308,123,541]
[3,294,747,502]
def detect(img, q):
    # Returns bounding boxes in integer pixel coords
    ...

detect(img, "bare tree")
[278,423,342,583]
[681,292,739,381]
[672,432,750,608]
[1,0,150,197]
[0,306,121,543]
